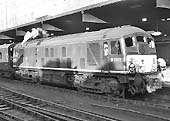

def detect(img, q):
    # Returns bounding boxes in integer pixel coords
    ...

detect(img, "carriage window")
[111,41,121,54]
[50,48,54,57]
[62,47,66,57]
[136,36,144,42]
[125,37,133,47]
[0,52,2,59]
[45,48,49,57]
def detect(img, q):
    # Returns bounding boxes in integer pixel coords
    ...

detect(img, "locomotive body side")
[13,25,163,97]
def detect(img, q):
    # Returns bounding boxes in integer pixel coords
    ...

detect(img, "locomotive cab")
[124,33,157,73]
[102,33,157,73]
[100,31,161,95]
[123,33,161,93]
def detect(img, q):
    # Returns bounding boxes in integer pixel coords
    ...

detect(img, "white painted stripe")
[18,66,129,74]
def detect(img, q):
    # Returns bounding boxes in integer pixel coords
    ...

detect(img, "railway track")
[0,86,120,121]
[0,98,58,121]
[0,84,170,121]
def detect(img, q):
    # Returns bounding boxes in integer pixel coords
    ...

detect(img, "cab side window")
[111,41,121,55]
[125,37,133,47]
[136,36,145,42]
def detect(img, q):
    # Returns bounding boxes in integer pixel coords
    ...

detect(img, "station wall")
[156,43,170,66]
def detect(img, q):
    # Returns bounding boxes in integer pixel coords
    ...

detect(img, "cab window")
[125,37,133,47]
[136,36,145,42]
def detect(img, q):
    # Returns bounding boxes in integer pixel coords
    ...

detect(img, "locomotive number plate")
[111,58,122,62]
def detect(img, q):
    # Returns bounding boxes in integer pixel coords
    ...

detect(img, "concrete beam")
[42,24,63,31]
[0,34,14,40]
[82,12,107,23]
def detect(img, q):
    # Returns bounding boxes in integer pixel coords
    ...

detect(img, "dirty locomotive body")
[0,26,162,97]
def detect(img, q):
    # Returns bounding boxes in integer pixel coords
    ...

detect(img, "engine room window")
[111,41,121,54]
[50,48,54,57]
[125,37,133,47]
[45,48,49,57]
[136,36,144,42]
[0,52,2,59]
[62,47,66,57]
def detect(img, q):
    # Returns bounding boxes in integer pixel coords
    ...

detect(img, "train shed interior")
[0,0,170,65]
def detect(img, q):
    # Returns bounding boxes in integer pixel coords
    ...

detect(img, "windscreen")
[125,34,156,54]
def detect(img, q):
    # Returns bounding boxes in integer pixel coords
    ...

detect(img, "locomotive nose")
[127,55,157,73]
[139,59,146,73]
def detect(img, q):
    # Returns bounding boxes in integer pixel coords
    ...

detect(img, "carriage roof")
[0,43,12,49]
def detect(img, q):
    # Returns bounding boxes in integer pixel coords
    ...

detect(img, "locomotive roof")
[23,25,149,47]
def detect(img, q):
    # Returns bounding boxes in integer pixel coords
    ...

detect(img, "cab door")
[109,39,124,71]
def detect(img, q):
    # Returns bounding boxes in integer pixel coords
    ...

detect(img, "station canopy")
[0,0,170,44]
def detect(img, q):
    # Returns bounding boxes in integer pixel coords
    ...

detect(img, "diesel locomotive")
[0,25,163,97]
